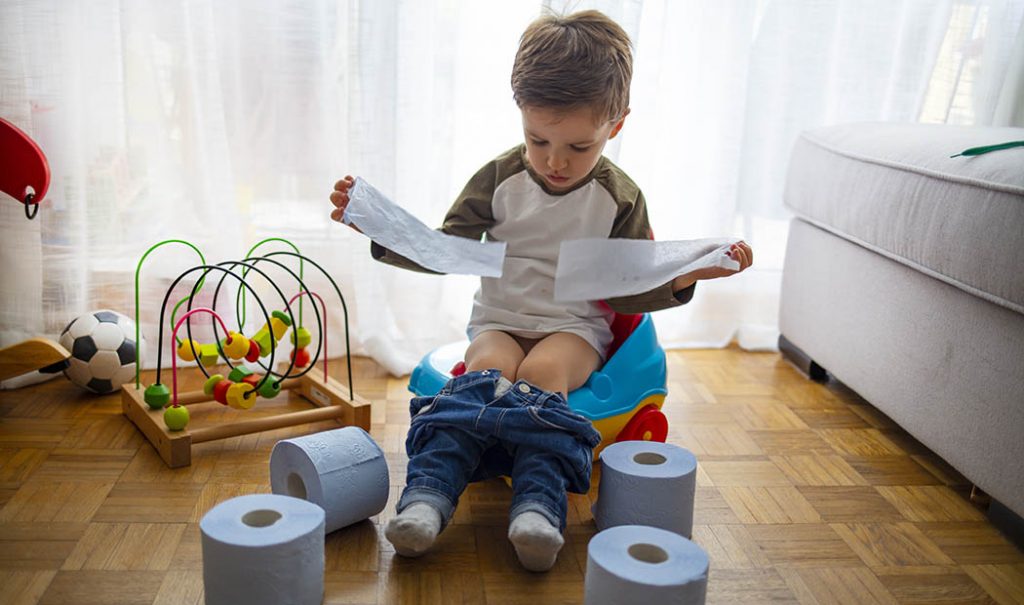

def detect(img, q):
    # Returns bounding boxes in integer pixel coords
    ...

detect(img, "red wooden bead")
[245,339,261,362]
[291,347,311,368]
[213,379,232,405]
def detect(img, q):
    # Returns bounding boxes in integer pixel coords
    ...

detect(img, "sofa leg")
[778,334,828,382]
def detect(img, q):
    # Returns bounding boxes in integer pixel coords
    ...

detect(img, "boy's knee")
[516,360,567,395]
[465,355,518,381]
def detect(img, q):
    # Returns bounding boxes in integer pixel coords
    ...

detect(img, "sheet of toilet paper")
[342,177,507,277]
[270,426,390,534]
[201,494,325,605]
[593,441,698,537]
[554,237,740,301]
[585,525,708,605]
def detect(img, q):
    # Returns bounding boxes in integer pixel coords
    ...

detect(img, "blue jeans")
[398,369,602,531]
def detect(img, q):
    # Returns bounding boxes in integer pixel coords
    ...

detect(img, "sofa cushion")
[784,122,1024,315]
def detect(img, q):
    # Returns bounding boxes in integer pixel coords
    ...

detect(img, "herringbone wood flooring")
[1,348,1021,604]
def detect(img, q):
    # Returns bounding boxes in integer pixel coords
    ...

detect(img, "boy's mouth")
[546,174,570,185]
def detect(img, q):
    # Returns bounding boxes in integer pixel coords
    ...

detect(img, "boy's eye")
[530,139,547,146]
[571,145,591,152]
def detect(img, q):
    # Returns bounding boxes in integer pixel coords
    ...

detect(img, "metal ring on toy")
[24,192,38,220]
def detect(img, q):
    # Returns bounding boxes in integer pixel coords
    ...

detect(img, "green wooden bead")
[227,366,254,382]
[144,383,171,409]
[271,310,293,327]
[253,328,274,357]
[257,379,281,399]
[290,326,312,349]
[203,374,224,396]
[199,343,220,367]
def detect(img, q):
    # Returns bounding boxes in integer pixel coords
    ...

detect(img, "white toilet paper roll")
[585,525,708,605]
[593,441,698,537]
[270,426,390,534]
[200,493,325,605]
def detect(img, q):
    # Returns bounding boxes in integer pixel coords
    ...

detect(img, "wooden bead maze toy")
[122,239,370,467]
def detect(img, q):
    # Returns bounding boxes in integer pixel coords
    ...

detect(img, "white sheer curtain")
[2,0,1022,376]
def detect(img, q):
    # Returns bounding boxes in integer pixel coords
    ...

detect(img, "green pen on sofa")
[950,140,1024,158]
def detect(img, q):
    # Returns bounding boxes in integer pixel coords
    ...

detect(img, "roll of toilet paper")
[270,426,390,534]
[593,440,698,537]
[585,525,708,605]
[200,493,325,605]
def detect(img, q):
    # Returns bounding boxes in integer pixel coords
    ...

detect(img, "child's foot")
[508,511,564,572]
[385,503,442,557]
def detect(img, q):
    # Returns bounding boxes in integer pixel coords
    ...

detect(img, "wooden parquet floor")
[1,348,1022,604]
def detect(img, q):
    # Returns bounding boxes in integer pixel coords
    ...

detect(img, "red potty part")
[450,360,467,377]
[0,118,50,216]
[616,404,668,443]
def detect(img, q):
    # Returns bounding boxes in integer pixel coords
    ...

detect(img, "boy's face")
[521,105,627,193]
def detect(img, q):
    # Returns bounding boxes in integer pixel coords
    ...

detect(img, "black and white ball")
[59,310,141,394]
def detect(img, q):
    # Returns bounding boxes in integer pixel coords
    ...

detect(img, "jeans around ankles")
[397,369,602,531]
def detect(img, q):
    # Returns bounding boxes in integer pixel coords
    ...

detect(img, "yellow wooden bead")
[177,339,200,362]
[222,332,250,360]
[226,382,257,410]
[270,317,288,341]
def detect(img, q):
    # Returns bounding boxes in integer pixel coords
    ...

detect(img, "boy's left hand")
[673,241,753,290]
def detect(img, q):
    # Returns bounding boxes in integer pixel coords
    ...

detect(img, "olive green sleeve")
[603,189,697,314]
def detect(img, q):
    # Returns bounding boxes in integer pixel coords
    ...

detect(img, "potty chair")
[408,312,669,456]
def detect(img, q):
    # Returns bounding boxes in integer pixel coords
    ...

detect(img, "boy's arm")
[603,190,697,314]
[371,161,500,274]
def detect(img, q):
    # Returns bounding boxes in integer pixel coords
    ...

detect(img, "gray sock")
[508,511,564,572]
[385,503,442,557]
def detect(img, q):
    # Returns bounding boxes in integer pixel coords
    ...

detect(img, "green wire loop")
[240,238,304,327]
[134,239,206,389]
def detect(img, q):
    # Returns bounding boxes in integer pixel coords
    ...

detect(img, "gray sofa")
[778,122,1024,525]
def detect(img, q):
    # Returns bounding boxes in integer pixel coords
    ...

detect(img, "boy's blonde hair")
[511,10,632,123]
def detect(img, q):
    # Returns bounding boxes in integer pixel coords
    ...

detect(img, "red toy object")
[0,117,50,220]
[615,404,668,443]
[213,379,232,405]
[291,347,310,368]
[245,339,261,362]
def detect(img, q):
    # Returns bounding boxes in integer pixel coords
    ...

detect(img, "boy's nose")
[547,154,568,172]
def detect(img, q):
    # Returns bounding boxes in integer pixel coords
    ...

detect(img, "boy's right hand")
[329,175,362,233]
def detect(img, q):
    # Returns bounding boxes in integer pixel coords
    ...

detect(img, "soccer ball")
[59,310,142,394]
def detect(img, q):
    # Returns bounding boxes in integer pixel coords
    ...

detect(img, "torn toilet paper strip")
[342,177,507,277]
[554,238,740,302]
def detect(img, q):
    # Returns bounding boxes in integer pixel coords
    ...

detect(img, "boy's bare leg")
[465,330,528,382]
[507,332,601,570]
[515,332,601,396]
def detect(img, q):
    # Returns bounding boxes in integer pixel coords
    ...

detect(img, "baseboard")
[988,499,1024,551]
[777,334,828,382]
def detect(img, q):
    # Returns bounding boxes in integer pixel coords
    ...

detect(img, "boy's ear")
[608,108,631,139]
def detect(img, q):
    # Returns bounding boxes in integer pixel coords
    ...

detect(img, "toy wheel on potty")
[616,404,668,443]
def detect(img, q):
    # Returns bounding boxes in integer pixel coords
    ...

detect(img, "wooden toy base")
[122,372,371,468]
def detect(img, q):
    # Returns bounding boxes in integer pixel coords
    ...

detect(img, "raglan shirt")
[370,145,695,360]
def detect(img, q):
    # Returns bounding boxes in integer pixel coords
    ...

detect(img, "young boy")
[330,10,752,571]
